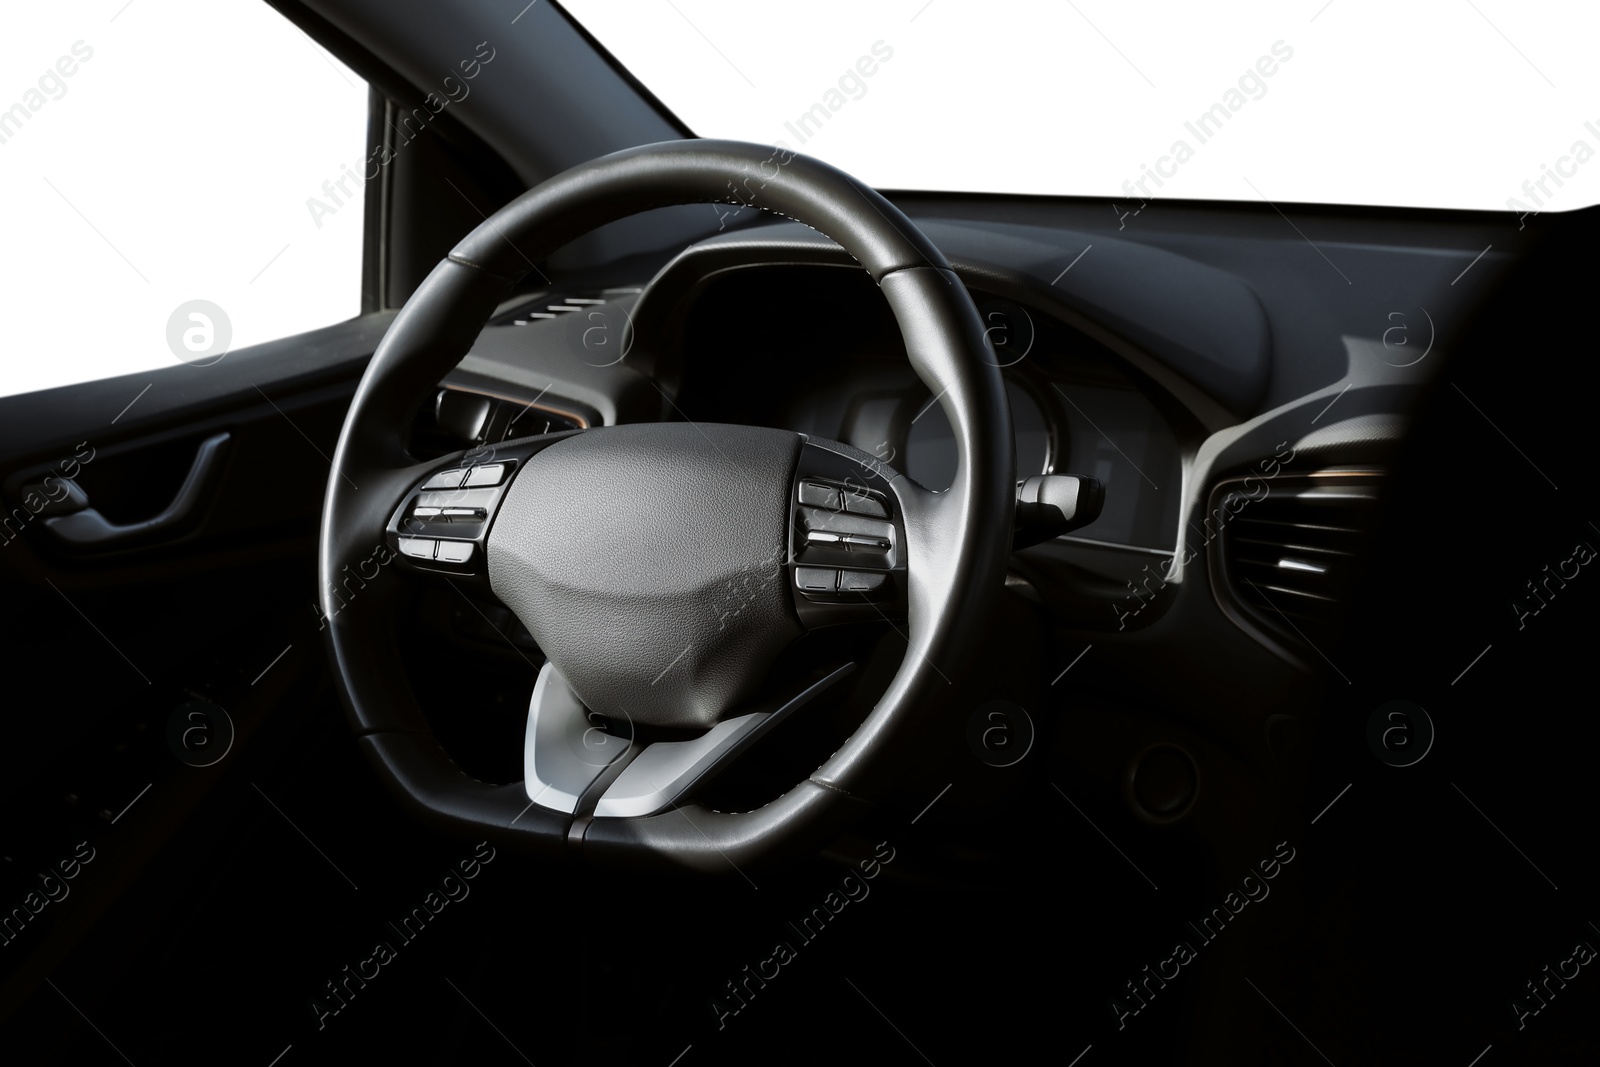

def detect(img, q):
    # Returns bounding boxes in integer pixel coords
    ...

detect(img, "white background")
[566,0,1600,209]
[0,0,366,399]
[4,0,1598,399]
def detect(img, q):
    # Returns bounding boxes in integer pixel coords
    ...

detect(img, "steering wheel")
[318,140,1015,872]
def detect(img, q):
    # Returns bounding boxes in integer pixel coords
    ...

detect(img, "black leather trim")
[358,733,570,853]
[449,139,949,283]
[579,781,874,874]
[320,258,510,740]
[812,267,1016,797]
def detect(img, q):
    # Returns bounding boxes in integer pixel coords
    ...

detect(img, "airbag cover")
[488,423,802,730]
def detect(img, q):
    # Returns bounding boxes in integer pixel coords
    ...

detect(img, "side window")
[0,2,368,399]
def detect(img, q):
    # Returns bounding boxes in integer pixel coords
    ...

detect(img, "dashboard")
[665,265,1185,551]
[414,204,1474,738]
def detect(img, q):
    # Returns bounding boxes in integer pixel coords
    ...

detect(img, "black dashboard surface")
[437,198,1524,767]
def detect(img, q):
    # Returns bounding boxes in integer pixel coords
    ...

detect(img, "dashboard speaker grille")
[1210,470,1384,656]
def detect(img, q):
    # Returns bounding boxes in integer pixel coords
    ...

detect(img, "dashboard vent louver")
[490,287,640,326]
[1211,470,1384,657]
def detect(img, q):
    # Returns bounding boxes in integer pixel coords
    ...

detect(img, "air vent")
[1211,470,1384,657]
[489,287,640,326]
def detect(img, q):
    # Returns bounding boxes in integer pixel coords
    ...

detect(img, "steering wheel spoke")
[525,659,857,819]
[521,661,639,815]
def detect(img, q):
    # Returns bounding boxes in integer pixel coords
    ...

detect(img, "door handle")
[40,431,230,549]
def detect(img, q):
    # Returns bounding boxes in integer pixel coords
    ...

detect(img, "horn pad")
[488,423,803,731]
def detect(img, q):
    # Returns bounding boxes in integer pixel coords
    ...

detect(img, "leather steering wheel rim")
[318,139,1015,872]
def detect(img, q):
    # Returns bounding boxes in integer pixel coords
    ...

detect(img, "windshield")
[564,1,1600,214]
